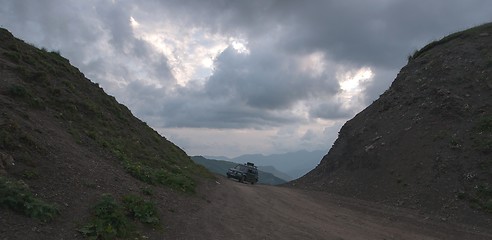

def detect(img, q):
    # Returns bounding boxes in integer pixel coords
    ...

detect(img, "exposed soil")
[163,176,492,240]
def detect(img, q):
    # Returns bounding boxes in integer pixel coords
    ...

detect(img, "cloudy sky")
[1,0,491,157]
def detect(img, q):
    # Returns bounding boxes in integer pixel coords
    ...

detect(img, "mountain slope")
[191,156,287,185]
[292,23,492,227]
[0,28,211,239]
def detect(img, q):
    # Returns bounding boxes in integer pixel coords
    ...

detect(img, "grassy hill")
[191,156,287,185]
[0,27,212,239]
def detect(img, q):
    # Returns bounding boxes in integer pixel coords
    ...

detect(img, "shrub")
[79,194,133,240]
[0,177,59,221]
[122,194,160,226]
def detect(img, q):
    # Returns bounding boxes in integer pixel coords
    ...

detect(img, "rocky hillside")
[292,23,492,226]
[0,28,211,239]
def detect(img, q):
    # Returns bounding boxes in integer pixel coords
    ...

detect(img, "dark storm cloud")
[0,0,176,88]
[205,46,338,110]
[1,0,492,130]
[147,83,303,129]
[310,101,354,120]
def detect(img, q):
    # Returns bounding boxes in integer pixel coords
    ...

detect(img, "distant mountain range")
[205,149,326,180]
[191,156,287,185]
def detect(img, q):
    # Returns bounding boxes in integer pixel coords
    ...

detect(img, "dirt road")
[165,177,492,240]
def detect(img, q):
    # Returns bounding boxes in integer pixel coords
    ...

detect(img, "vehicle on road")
[226,162,258,184]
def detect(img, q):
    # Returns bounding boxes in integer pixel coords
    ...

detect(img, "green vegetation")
[79,194,134,240]
[408,22,492,62]
[0,177,59,221]
[122,194,160,226]
[124,161,196,193]
[80,194,160,239]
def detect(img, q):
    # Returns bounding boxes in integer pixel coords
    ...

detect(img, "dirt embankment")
[164,176,492,240]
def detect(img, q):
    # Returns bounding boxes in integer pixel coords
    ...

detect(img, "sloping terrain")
[164,176,492,240]
[0,28,211,239]
[191,156,287,185]
[292,23,492,227]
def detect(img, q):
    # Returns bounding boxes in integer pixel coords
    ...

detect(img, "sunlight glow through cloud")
[230,38,250,54]
[339,67,373,92]
[337,67,374,111]
[130,26,253,86]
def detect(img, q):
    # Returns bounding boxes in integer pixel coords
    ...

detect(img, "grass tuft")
[0,177,59,221]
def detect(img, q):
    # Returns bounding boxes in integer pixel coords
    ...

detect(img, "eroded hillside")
[292,23,492,227]
[0,28,211,239]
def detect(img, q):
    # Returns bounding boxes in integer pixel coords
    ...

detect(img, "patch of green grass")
[7,84,45,109]
[122,194,160,226]
[123,161,196,193]
[79,194,134,240]
[0,177,59,221]
[80,194,161,239]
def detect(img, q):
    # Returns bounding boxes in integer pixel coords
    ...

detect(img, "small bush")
[0,177,59,221]
[79,194,133,240]
[122,194,160,225]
